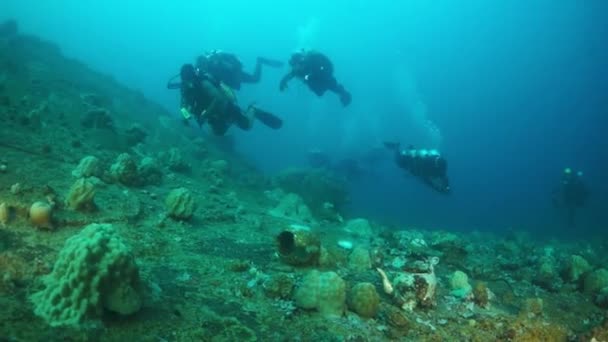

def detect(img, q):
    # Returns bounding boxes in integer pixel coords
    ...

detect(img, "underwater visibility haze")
[1,0,608,340]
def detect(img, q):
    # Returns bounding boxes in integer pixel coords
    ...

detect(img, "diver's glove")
[339,91,352,107]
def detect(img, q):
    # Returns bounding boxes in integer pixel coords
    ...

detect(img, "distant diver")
[384,142,451,194]
[553,167,588,228]
[196,50,284,90]
[167,63,283,135]
[279,49,352,107]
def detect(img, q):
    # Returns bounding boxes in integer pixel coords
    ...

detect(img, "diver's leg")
[251,106,282,129]
[232,104,253,131]
[327,77,351,106]
[210,120,230,135]
[566,207,576,228]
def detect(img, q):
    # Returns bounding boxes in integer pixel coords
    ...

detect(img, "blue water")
[2,0,606,236]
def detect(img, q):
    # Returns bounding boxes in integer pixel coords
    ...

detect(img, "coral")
[29,201,53,229]
[71,155,100,178]
[473,282,489,308]
[165,187,196,220]
[521,297,544,317]
[65,178,96,210]
[348,282,380,318]
[0,202,9,226]
[449,270,472,298]
[348,246,371,271]
[30,223,142,327]
[584,268,608,294]
[124,124,147,146]
[137,157,162,185]
[80,108,115,131]
[263,273,295,299]
[535,256,561,291]
[596,287,608,308]
[0,252,27,293]
[343,218,373,239]
[165,148,190,173]
[210,159,230,174]
[268,192,314,223]
[109,153,139,186]
[563,254,591,283]
[275,168,349,214]
[506,318,568,342]
[294,270,346,317]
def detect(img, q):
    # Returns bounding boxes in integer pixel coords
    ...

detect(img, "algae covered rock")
[263,273,295,299]
[348,282,380,318]
[66,177,96,210]
[294,270,346,317]
[110,153,139,186]
[268,192,314,223]
[275,168,349,214]
[584,268,608,294]
[137,157,163,185]
[449,270,472,298]
[563,254,591,283]
[165,147,191,173]
[343,218,373,239]
[71,155,100,178]
[348,246,371,271]
[30,223,142,327]
[165,187,196,220]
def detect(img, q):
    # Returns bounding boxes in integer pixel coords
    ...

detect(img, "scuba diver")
[279,49,352,107]
[196,50,283,90]
[167,63,283,136]
[553,168,588,228]
[384,142,451,194]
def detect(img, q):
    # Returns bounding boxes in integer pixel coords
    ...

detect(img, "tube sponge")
[31,223,142,327]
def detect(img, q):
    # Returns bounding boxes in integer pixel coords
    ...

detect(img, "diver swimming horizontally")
[196,50,283,90]
[384,142,451,194]
[553,167,588,228]
[167,64,283,135]
[280,49,352,107]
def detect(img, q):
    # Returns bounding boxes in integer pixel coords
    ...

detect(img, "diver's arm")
[241,71,259,84]
[241,59,263,84]
[167,81,181,90]
[279,72,295,91]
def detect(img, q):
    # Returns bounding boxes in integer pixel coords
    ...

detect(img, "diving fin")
[253,108,283,129]
[258,57,284,68]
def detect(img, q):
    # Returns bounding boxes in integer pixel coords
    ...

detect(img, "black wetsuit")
[280,51,351,106]
[394,149,450,194]
[196,52,282,90]
[557,171,588,227]
[179,64,253,135]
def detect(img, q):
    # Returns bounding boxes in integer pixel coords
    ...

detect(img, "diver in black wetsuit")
[196,50,283,90]
[553,168,588,228]
[279,49,352,107]
[385,142,451,194]
[167,64,283,135]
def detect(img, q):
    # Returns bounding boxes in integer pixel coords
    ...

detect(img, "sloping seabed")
[1,29,608,342]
